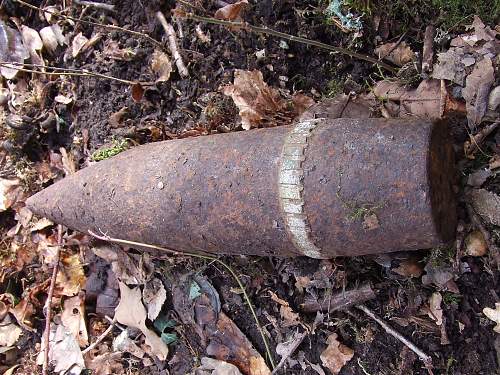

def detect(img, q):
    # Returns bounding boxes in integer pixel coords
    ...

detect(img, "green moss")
[326,79,344,97]
[91,139,129,161]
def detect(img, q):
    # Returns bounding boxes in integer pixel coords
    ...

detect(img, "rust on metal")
[26,118,457,258]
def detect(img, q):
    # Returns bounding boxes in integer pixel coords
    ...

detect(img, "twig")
[271,331,306,375]
[300,283,376,313]
[82,317,117,355]
[156,12,189,78]
[0,61,155,86]
[88,230,276,369]
[73,0,115,12]
[464,121,499,158]
[357,304,434,374]
[42,224,63,375]
[422,26,435,74]
[175,10,396,73]
[13,0,163,49]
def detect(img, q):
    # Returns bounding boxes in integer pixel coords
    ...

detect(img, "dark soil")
[1,0,499,375]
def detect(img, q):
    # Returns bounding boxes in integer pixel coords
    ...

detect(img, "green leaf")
[160,332,177,345]
[189,281,201,300]
[153,316,177,333]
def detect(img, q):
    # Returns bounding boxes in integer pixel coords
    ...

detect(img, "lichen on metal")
[278,119,324,259]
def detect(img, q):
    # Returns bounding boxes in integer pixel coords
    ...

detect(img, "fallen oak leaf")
[320,333,354,375]
[115,282,169,360]
[0,178,23,212]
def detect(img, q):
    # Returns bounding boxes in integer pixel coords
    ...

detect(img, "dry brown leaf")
[427,292,443,326]
[85,352,124,375]
[483,303,500,333]
[215,0,248,21]
[61,294,89,347]
[489,86,500,111]
[392,259,423,278]
[223,70,286,130]
[465,230,488,256]
[0,178,23,212]
[131,83,144,102]
[320,333,354,375]
[0,21,29,79]
[72,32,89,58]
[471,189,500,227]
[463,57,494,127]
[432,49,466,85]
[20,25,44,67]
[39,25,64,54]
[206,312,271,375]
[151,50,173,82]
[115,282,169,360]
[0,316,22,347]
[47,323,85,374]
[112,329,146,358]
[56,253,85,296]
[103,40,135,61]
[374,41,416,67]
[198,357,244,375]
[142,278,166,321]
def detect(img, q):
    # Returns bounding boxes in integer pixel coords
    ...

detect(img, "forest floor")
[0,1,499,374]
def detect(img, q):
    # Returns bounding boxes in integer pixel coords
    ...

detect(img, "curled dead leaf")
[465,230,488,256]
[215,0,248,21]
[151,50,173,82]
[223,70,313,130]
[72,32,89,58]
[374,41,415,67]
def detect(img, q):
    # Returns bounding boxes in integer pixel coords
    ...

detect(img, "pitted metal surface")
[26,118,457,258]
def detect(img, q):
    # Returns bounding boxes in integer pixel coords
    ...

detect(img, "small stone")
[157,181,164,190]
[465,230,488,257]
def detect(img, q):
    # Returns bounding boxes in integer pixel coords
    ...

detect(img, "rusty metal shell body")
[26,118,456,258]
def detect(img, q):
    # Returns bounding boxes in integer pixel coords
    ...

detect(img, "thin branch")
[0,61,155,86]
[176,11,396,73]
[357,304,434,374]
[82,317,117,355]
[13,0,163,49]
[73,0,115,12]
[156,12,189,78]
[88,230,276,369]
[42,224,63,375]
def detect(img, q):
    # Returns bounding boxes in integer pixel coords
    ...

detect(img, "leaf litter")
[0,2,499,375]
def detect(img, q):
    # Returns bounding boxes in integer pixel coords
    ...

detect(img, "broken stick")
[42,224,63,375]
[156,12,189,78]
[357,304,434,373]
[422,26,435,74]
[300,284,376,313]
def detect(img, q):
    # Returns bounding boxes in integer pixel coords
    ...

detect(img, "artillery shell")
[26,118,456,258]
